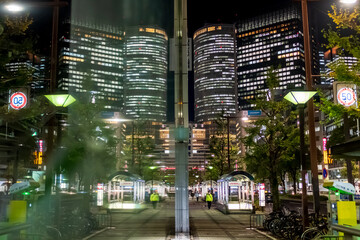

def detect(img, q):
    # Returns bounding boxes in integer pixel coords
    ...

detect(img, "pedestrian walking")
[150,190,160,209]
[206,191,213,209]
[195,191,199,202]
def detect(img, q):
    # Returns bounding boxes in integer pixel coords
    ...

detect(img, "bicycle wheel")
[301,228,321,240]
[269,218,281,235]
[282,220,296,239]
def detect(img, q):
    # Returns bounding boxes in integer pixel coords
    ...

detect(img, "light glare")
[4,4,24,12]
[284,91,317,105]
[45,94,76,107]
[340,0,357,4]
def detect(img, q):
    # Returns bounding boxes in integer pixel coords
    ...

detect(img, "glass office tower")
[236,6,306,110]
[58,20,125,111]
[193,24,237,123]
[124,27,168,122]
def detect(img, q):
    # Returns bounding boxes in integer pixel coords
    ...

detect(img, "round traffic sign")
[10,92,27,110]
[337,87,356,107]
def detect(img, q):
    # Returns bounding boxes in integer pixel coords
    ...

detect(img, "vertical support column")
[299,104,309,229]
[174,0,189,236]
[251,182,254,205]
[301,0,320,215]
[108,182,111,203]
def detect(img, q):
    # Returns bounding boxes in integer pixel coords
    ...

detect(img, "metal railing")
[330,224,360,240]
[0,223,31,240]
[249,213,266,229]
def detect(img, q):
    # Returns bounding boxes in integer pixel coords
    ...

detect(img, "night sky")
[26,0,336,122]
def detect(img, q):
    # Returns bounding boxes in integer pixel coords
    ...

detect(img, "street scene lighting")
[4,3,24,12]
[2,0,360,239]
[284,91,317,105]
[340,0,358,4]
[45,94,76,107]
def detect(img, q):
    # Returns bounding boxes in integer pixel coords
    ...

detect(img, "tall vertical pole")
[301,0,320,216]
[227,117,230,171]
[299,105,309,229]
[45,0,60,197]
[174,0,189,236]
[50,0,59,93]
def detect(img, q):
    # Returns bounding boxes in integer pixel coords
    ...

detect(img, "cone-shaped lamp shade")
[284,91,317,105]
[45,94,76,107]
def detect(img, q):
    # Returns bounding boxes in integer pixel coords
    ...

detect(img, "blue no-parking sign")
[322,168,328,179]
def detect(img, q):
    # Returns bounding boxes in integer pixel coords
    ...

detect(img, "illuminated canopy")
[45,94,76,107]
[284,91,317,105]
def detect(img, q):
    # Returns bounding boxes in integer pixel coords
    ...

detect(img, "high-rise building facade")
[236,6,306,110]
[193,24,237,123]
[124,27,168,122]
[58,20,125,111]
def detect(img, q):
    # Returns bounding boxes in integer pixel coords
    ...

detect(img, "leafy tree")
[242,68,300,210]
[58,90,118,192]
[0,6,34,92]
[320,5,360,122]
[0,6,49,183]
[120,120,156,179]
[208,114,239,179]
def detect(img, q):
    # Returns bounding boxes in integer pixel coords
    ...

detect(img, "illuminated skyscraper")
[124,27,168,122]
[58,20,125,111]
[193,24,237,123]
[236,6,306,109]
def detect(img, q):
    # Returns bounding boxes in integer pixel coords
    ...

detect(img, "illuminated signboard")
[259,183,265,207]
[34,140,43,165]
[323,138,327,151]
[97,183,104,206]
[229,181,241,186]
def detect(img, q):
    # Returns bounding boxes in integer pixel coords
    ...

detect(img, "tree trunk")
[270,172,280,211]
[291,171,297,194]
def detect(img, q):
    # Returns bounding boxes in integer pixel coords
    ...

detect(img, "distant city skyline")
[26,0,335,121]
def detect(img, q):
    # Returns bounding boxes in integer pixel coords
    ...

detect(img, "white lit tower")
[193,24,237,123]
[124,27,168,122]
[236,6,305,110]
[58,20,125,111]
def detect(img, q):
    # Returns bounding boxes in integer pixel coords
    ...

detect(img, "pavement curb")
[253,229,277,240]
[82,227,110,240]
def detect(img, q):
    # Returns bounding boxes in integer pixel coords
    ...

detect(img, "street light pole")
[301,0,321,216]
[50,0,60,93]
[284,90,317,230]
[299,104,309,228]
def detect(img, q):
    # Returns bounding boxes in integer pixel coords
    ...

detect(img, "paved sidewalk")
[87,199,271,240]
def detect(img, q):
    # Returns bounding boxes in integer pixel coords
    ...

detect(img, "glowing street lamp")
[340,0,358,4]
[4,3,24,12]
[284,91,317,105]
[45,94,76,107]
[284,90,316,229]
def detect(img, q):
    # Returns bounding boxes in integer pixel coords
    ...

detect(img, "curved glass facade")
[193,24,237,123]
[124,27,168,122]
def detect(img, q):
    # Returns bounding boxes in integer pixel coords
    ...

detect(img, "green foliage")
[0,6,34,91]
[319,4,360,122]
[242,67,300,210]
[121,121,156,179]
[208,113,239,179]
[59,84,118,188]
